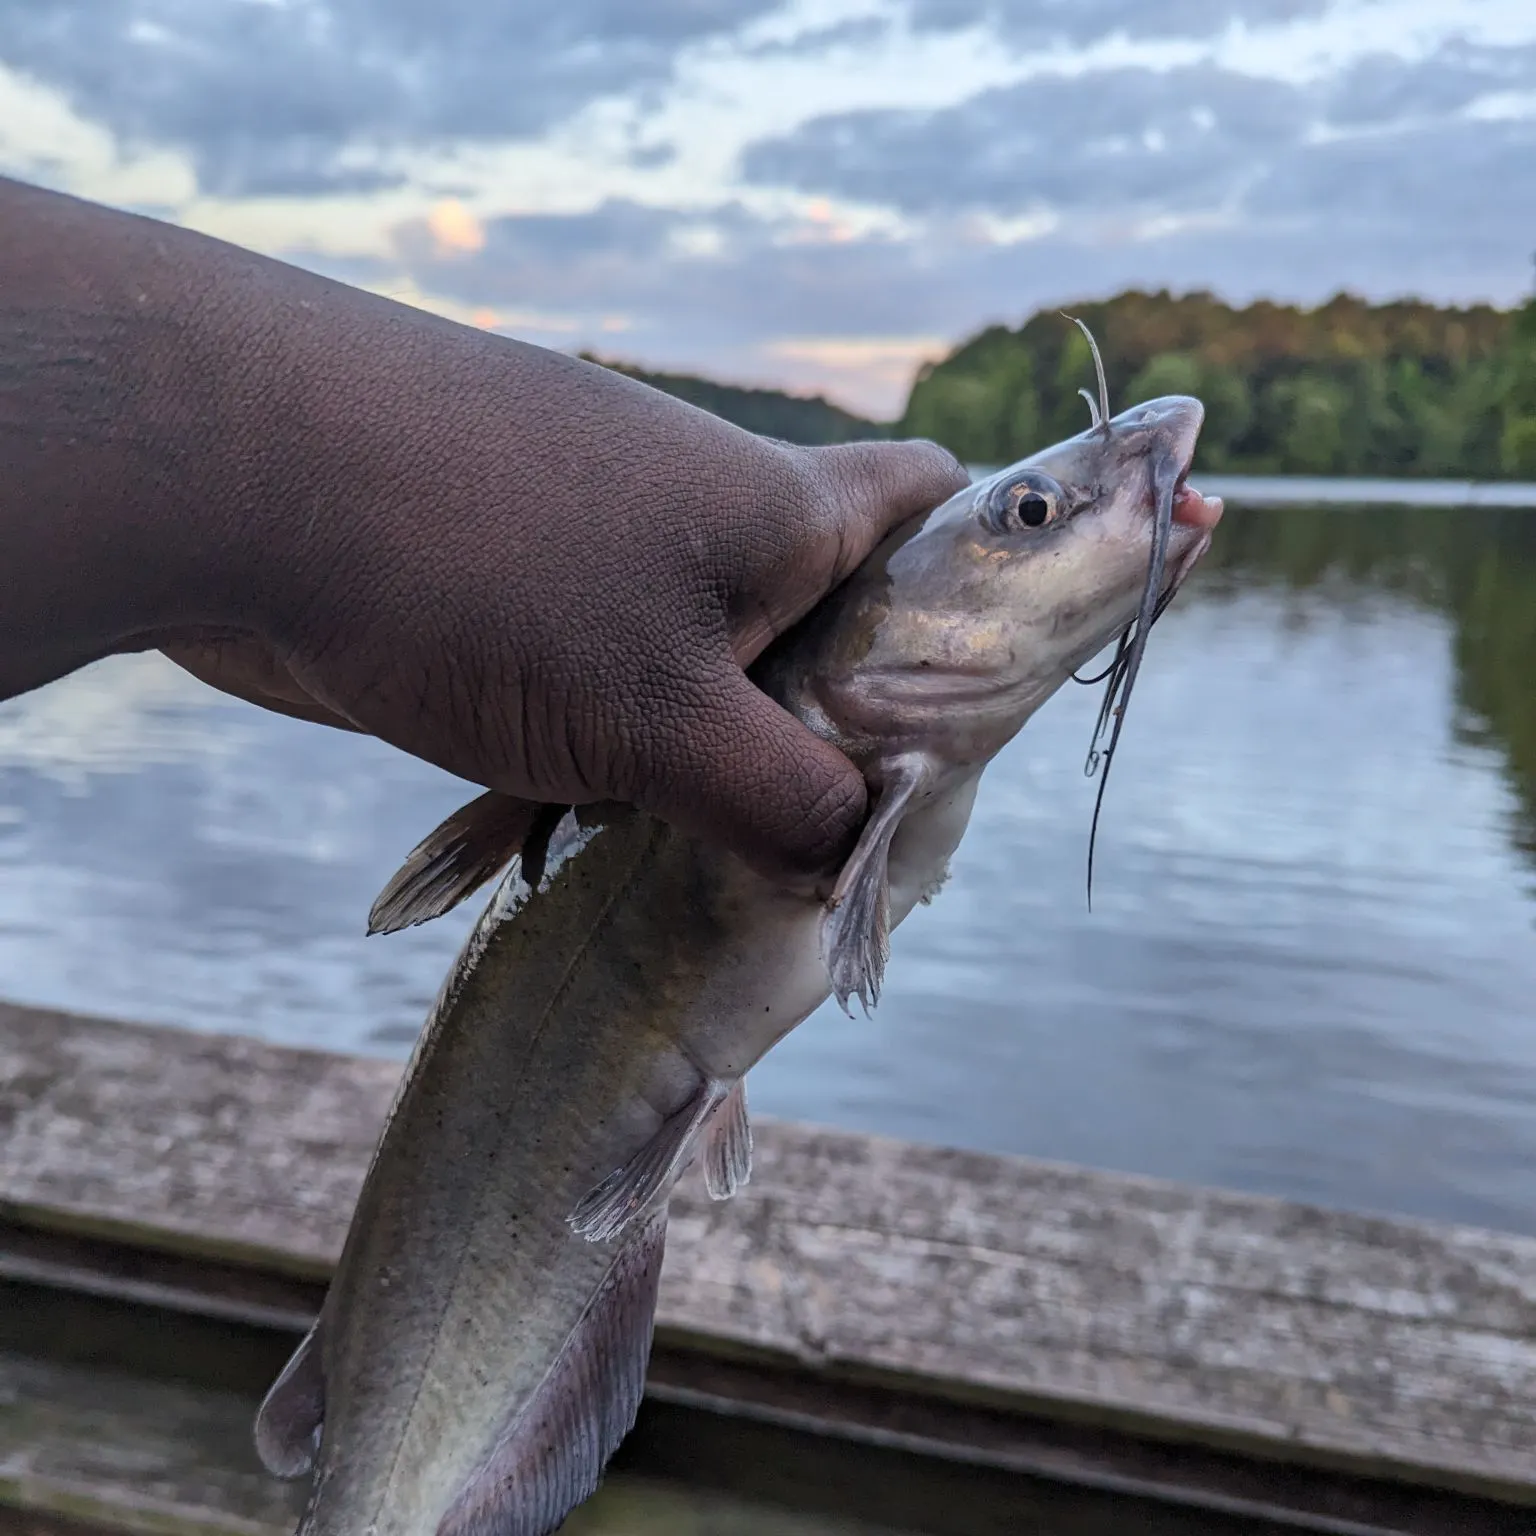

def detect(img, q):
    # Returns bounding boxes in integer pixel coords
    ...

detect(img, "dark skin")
[0,176,967,886]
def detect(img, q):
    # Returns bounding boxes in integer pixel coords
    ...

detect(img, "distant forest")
[587,288,1536,478]
[899,290,1536,479]
[581,353,884,446]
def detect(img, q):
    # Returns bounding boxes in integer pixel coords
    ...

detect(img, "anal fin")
[437,1214,667,1536]
[254,1315,326,1478]
[368,793,566,935]
[702,1078,751,1200]
[568,1078,728,1243]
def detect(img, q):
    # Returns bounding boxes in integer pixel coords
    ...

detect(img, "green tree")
[1266,375,1351,474]
[900,326,1038,464]
[1503,418,1536,476]
[1125,352,1252,469]
[902,370,1007,464]
[896,289,1521,477]
[1498,293,1536,476]
[1446,359,1507,476]
[1126,351,1203,403]
[1197,366,1254,469]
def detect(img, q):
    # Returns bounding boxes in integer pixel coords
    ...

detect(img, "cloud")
[4,1,1533,412]
[738,38,1536,298]
[424,199,487,256]
[357,123,1534,417]
[1259,115,1536,238]
[371,199,952,342]
[0,0,778,196]
[743,15,893,59]
[302,198,992,409]
[389,199,692,294]
[903,0,1331,47]
[1326,40,1536,125]
[741,64,1311,217]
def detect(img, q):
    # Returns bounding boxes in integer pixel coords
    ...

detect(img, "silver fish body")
[256,394,1224,1536]
[274,769,980,1536]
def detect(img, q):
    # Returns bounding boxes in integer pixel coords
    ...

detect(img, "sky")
[2,0,1534,416]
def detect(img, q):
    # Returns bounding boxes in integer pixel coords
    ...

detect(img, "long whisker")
[1061,312,1111,433]
[1082,453,1180,909]
[1056,309,1182,906]
[1077,629,1130,748]
[1071,634,1126,688]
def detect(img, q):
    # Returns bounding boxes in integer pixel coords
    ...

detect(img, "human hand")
[162,357,964,883]
[2,177,964,885]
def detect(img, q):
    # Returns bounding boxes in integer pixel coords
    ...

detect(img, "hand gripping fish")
[254,384,1223,1536]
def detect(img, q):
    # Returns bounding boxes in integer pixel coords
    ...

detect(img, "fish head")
[796,395,1224,769]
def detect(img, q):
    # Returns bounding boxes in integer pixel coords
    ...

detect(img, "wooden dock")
[3,999,1536,1535]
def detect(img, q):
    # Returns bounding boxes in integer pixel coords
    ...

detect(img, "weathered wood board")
[0,1350,304,1536]
[4,1001,1536,1504]
[0,1352,899,1536]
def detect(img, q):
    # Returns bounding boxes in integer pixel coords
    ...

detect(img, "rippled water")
[2,501,1535,1233]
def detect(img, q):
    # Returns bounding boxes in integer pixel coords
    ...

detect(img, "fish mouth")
[1100,393,1223,535]
[1145,462,1222,610]
[1171,471,1224,531]
[1160,411,1223,533]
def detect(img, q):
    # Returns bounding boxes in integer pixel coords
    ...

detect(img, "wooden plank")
[664,1135,1536,1498]
[0,1353,900,1536]
[4,1002,1536,1504]
[3,1260,1518,1536]
[0,1351,303,1536]
[0,1003,392,1278]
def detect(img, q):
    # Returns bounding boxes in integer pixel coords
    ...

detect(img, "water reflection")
[1,501,1534,1234]
[1199,503,1536,869]
[0,656,482,1054]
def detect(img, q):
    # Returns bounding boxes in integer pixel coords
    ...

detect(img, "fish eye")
[983,472,1066,535]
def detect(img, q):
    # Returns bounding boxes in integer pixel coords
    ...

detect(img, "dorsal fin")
[367,793,566,935]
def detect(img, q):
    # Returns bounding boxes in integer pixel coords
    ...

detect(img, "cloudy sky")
[2,0,1534,415]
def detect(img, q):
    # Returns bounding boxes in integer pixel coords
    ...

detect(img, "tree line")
[580,353,883,446]
[898,288,1536,478]
[586,287,1536,477]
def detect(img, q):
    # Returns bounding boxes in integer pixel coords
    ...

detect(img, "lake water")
[1199,474,1536,508]
[2,497,1535,1234]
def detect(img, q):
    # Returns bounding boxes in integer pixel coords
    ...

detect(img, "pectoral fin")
[701,1077,751,1200]
[820,754,930,1014]
[568,1078,729,1243]
[367,794,567,935]
[253,1315,326,1478]
[437,1214,666,1536]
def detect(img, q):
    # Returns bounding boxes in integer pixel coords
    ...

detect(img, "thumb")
[633,663,869,886]
[809,436,970,585]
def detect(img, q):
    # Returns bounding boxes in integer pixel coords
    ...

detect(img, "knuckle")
[903,435,968,482]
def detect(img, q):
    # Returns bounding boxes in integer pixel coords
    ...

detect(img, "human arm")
[0,177,966,881]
